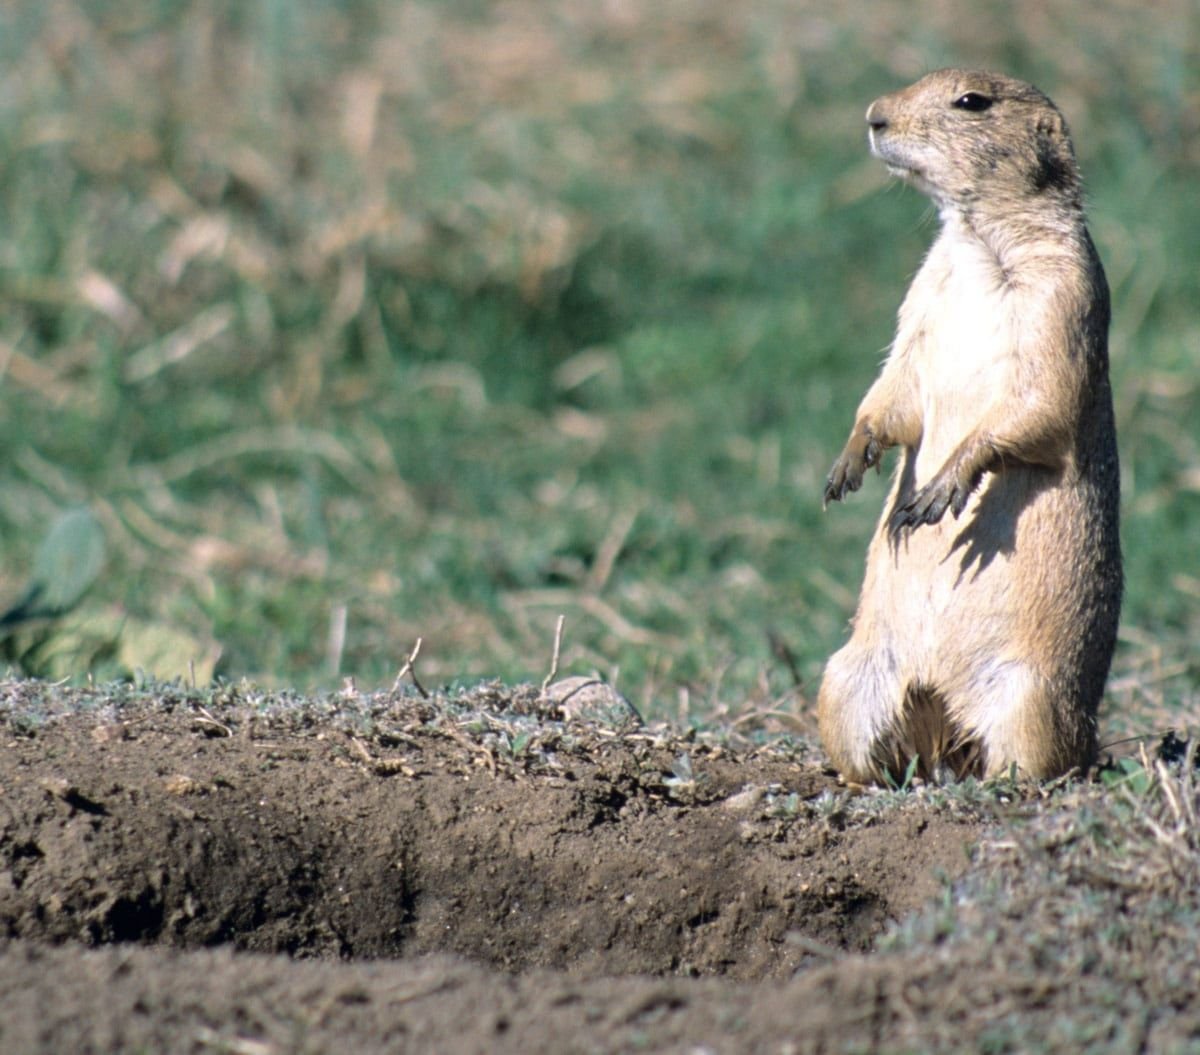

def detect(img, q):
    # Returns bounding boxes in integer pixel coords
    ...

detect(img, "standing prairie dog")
[818,69,1122,784]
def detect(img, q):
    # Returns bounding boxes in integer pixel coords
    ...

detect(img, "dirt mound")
[0,680,985,1051]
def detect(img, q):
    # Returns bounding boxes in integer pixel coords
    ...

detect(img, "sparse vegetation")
[878,740,1200,1053]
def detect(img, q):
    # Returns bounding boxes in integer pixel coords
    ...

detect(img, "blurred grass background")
[0,0,1196,731]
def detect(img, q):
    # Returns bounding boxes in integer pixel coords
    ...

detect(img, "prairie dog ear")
[1035,109,1065,139]
[1033,111,1075,192]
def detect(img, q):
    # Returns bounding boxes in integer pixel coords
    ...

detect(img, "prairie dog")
[818,69,1121,784]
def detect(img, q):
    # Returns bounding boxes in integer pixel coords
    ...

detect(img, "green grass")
[0,0,1196,730]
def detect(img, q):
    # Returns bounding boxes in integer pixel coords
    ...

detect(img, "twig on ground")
[349,734,417,777]
[540,614,565,697]
[327,603,348,678]
[1099,729,1181,752]
[392,638,429,698]
[193,1025,275,1055]
[192,705,232,737]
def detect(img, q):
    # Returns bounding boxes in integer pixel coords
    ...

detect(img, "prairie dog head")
[866,69,1081,218]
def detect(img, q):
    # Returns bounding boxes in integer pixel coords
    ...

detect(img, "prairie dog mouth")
[869,130,915,177]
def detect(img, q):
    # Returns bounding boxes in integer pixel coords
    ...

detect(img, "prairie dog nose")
[866,100,889,131]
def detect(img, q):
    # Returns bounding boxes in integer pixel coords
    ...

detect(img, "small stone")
[544,676,643,728]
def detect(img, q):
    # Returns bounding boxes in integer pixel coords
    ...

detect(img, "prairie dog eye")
[953,92,994,112]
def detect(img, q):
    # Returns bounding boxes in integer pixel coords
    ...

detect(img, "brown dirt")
[0,680,986,1053]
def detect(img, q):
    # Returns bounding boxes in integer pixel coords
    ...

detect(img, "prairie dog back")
[818,69,1121,785]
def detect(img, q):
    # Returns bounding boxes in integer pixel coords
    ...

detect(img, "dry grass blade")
[392,638,429,698]
[125,305,236,383]
[539,614,566,697]
[133,426,373,488]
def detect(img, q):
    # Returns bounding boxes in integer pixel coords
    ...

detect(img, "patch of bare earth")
[0,678,1138,1053]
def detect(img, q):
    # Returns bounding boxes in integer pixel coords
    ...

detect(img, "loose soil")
[0,680,988,1053]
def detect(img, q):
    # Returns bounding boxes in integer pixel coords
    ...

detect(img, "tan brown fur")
[818,69,1121,785]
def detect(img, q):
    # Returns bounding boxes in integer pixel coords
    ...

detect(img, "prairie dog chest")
[902,231,1016,448]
